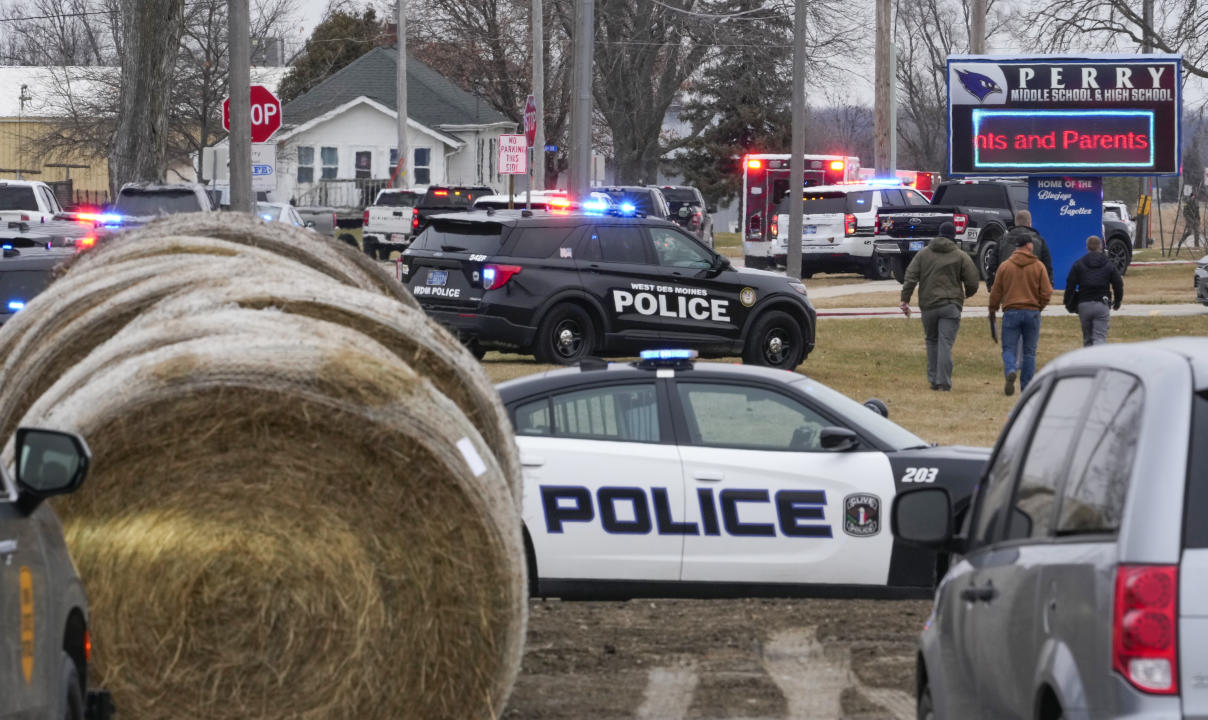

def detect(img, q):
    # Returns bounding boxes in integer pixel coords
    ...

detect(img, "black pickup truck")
[873,178,1132,282]
[408,185,495,240]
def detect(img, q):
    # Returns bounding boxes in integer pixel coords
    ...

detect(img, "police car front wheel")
[535,304,596,365]
[744,310,805,370]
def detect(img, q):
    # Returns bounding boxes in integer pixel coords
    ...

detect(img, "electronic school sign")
[947,54,1182,176]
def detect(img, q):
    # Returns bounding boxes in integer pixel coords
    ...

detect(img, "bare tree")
[12,0,295,188]
[1026,0,1208,80]
[894,0,1006,172]
[108,0,186,190]
[0,0,114,65]
[410,0,576,186]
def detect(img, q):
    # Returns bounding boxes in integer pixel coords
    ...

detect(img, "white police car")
[499,350,990,599]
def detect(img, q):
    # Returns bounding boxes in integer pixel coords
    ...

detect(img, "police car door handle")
[692,470,724,482]
[521,454,545,468]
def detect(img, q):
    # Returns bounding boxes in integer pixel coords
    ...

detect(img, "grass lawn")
[479,315,1204,449]
[810,262,1200,309]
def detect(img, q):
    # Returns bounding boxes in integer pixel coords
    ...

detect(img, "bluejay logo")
[956,69,1003,103]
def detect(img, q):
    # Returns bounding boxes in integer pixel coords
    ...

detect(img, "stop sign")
[223,85,282,143]
[523,95,537,148]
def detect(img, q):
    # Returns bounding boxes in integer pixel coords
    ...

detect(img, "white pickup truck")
[0,180,67,224]
[362,188,423,260]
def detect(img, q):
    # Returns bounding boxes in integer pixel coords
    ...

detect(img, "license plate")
[426,269,448,286]
[804,225,816,235]
[391,233,407,243]
[909,240,925,251]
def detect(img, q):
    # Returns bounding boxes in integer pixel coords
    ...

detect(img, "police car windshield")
[796,191,872,214]
[114,190,204,216]
[791,377,929,450]
[410,220,506,254]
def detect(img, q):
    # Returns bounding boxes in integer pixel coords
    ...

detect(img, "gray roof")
[282,47,512,129]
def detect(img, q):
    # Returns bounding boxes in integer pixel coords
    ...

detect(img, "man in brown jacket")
[987,234,1053,396]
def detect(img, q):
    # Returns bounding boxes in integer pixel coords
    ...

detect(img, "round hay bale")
[0,250,519,493]
[17,309,526,720]
[56,212,417,309]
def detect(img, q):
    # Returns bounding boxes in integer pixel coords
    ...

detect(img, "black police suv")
[400,209,817,369]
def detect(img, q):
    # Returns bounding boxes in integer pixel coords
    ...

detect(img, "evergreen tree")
[671,46,791,208]
[278,8,386,104]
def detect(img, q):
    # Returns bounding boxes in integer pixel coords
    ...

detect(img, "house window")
[390,148,399,181]
[355,150,372,179]
[414,148,431,185]
[297,146,314,184]
[321,146,338,179]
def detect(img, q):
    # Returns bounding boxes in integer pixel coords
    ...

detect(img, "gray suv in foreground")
[892,337,1207,720]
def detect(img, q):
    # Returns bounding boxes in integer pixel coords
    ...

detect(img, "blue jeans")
[1001,309,1041,390]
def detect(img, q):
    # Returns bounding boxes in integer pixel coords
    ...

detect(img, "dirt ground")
[504,598,930,719]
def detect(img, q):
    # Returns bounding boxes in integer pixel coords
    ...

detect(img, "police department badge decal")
[739,287,757,307]
[843,494,880,537]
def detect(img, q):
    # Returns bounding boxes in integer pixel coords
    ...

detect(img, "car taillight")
[875,215,882,234]
[953,213,968,235]
[20,213,30,222]
[845,213,857,236]
[332,213,337,230]
[1113,564,1178,695]
[76,236,96,252]
[482,264,522,290]
[770,215,779,238]
[412,215,419,231]
[363,209,369,225]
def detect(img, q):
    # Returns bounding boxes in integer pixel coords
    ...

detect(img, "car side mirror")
[819,426,860,452]
[15,428,91,503]
[707,205,717,214]
[708,254,731,276]
[891,486,954,548]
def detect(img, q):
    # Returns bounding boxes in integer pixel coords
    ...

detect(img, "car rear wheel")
[890,254,908,283]
[1106,235,1131,275]
[865,251,892,280]
[534,304,596,365]
[977,236,999,282]
[56,651,84,720]
[916,680,935,720]
[743,310,804,370]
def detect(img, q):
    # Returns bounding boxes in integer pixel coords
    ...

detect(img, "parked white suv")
[772,182,930,280]
[1103,201,1137,245]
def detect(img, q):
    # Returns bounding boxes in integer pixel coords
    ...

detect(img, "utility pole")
[970,0,986,54]
[786,0,806,279]
[569,0,593,197]
[397,0,408,189]
[228,0,252,212]
[531,0,545,191]
[1136,0,1154,250]
[873,0,891,174]
[889,44,897,174]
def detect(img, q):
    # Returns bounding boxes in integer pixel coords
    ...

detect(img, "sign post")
[224,85,283,198]
[947,54,1181,287]
[524,95,538,210]
[498,134,527,209]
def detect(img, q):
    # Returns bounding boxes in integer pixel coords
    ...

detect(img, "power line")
[646,0,785,22]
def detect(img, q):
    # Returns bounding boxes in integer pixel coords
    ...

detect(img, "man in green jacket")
[899,222,980,391]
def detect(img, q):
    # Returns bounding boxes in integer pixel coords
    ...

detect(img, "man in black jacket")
[989,209,1053,290]
[1064,235,1124,346]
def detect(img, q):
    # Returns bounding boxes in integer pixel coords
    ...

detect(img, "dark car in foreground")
[893,338,1208,720]
[0,242,74,325]
[2,428,114,719]
[400,209,817,369]
[500,350,990,600]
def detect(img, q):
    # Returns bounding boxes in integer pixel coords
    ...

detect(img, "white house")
[267,48,516,207]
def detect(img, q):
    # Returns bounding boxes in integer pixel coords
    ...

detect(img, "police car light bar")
[619,202,637,215]
[581,199,609,213]
[7,300,24,311]
[637,349,699,369]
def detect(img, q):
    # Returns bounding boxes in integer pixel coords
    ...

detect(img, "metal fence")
[295,178,392,209]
